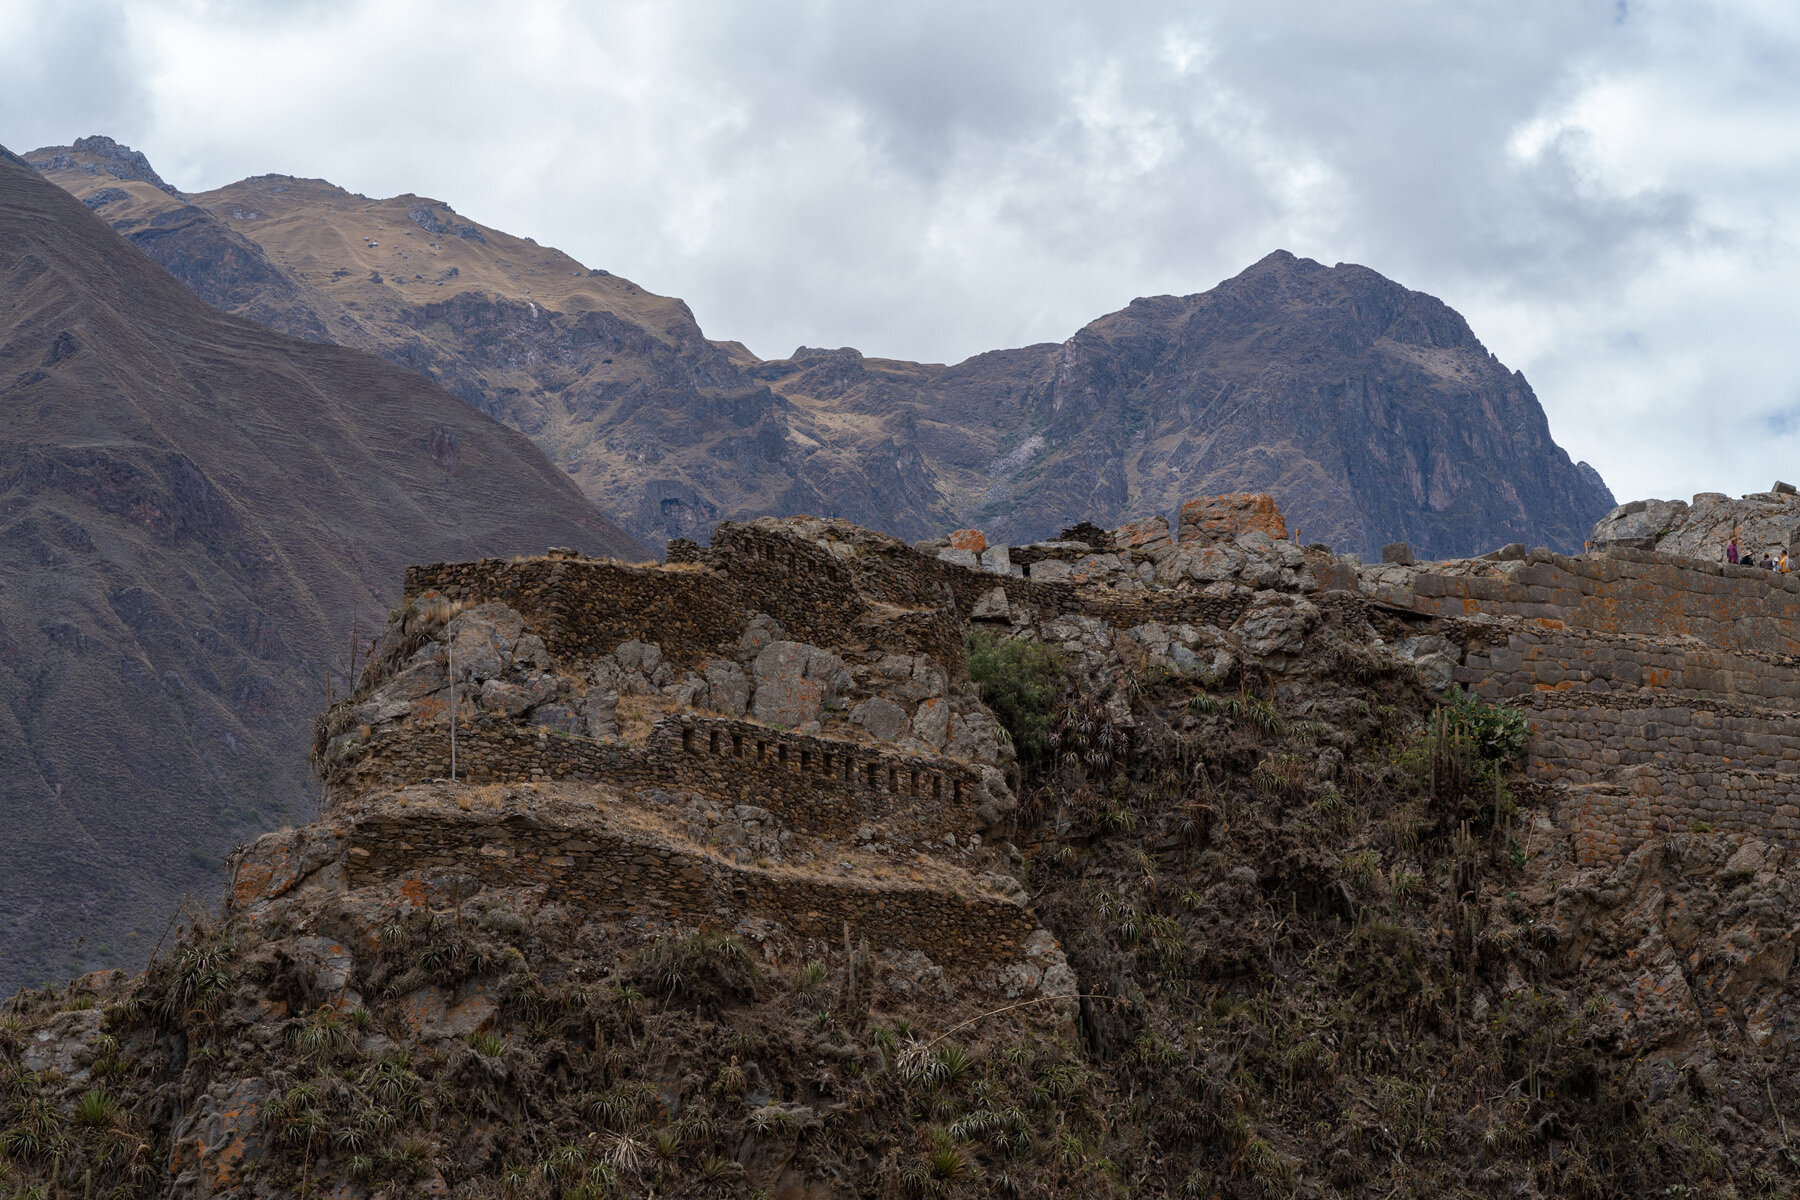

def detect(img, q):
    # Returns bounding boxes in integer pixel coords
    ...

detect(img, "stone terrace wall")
[409,523,1280,685]
[1379,548,1800,864]
[344,808,1037,965]
[338,716,984,844]
[1529,696,1800,786]
[1454,626,1800,707]
[407,534,964,672]
[1561,772,1800,864]
[1386,547,1800,655]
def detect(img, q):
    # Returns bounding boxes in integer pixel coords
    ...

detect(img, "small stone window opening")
[778,744,789,769]
[732,733,744,758]
[887,764,897,792]
[757,740,768,763]
[682,726,695,754]
[709,729,721,755]
[932,775,942,800]
[801,748,813,774]
[866,763,879,790]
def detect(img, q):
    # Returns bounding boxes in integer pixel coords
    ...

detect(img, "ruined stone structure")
[1359,545,1800,864]
[230,489,1800,1034]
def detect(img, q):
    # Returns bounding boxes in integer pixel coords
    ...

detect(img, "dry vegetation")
[4,645,1793,1198]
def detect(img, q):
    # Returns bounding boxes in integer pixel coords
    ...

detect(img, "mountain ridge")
[0,143,646,991]
[29,137,1614,559]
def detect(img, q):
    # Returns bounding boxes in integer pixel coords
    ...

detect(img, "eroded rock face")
[751,641,850,726]
[1179,493,1289,543]
[1591,489,1800,565]
[1549,834,1800,1055]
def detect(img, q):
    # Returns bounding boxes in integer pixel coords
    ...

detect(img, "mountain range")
[0,144,643,991]
[29,136,1613,559]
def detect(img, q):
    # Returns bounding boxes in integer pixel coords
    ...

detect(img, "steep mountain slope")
[32,137,1613,558]
[0,145,646,992]
[759,252,1615,556]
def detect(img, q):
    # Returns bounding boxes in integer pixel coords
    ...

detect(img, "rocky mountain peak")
[28,134,181,196]
[37,137,1613,562]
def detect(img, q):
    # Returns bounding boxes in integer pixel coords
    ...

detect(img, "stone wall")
[406,525,1264,681]
[1381,548,1800,656]
[339,715,984,845]
[342,806,1038,965]
[1377,547,1800,864]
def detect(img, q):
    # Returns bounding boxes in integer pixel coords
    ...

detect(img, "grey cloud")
[5,0,1800,506]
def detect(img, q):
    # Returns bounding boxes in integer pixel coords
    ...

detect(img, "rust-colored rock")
[1112,515,1172,550]
[948,528,988,554]
[1177,494,1289,543]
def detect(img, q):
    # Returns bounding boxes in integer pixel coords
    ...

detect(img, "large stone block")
[1177,493,1289,543]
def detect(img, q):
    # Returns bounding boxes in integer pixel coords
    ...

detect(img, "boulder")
[751,642,849,727]
[1177,493,1288,543]
[979,544,1013,575]
[911,696,952,748]
[970,586,1012,622]
[946,710,1006,764]
[1233,594,1320,660]
[444,603,528,682]
[850,696,910,742]
[700,659,750,718]
[19,1006,103,1080]
[736,612,785,662]
[948,528,988,554]
[1381,542,1414,565]
[1113,514,1173,553]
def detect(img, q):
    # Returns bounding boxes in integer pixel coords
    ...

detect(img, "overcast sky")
[3,0,1798,506]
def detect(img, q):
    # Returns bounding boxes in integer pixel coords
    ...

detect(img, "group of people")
[1726,536,1789,572]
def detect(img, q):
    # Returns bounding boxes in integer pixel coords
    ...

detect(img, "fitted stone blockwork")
[1367,545,1800,864]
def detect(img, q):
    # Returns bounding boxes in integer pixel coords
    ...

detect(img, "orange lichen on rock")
[1113,515,1172,549]
[948,528,988,554]
[1177,493,1289,543]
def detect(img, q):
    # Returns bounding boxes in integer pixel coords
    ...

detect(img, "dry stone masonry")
[235,486,1800,1029]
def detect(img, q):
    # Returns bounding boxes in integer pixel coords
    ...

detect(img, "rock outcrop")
[1591,484,1800,565]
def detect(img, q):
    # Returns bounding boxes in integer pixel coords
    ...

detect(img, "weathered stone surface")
[948,528,988,554]
[168,1078,271,1197]
[751,641,849,727]
[1233,593,1319,660]
[445,603,528,682]
[851,697,911,742]
[1178,493,1288,543]
[970,586,1012,622]
[912,696,952,748]
[1591,490,1800,564]
[19,1006,102,1080]
[700,658,750,718]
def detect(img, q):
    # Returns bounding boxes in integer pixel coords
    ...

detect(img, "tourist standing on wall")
[1783,551,1791,574]
[1728,536,1740,564]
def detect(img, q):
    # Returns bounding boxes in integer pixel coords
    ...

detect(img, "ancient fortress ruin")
[232,490,1800,1019]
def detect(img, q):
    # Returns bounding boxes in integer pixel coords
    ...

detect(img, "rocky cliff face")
[32,139,1612,559]
[0,144,646,994]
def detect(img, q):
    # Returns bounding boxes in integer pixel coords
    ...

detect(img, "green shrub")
[965,631,1066,765]
[1442,687,1528,765]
